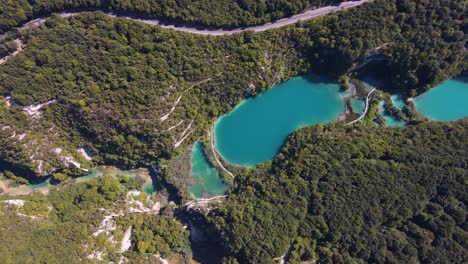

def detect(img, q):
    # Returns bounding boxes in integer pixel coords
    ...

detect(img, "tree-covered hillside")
[0,175,191,263]
[211,120,468,263]
[301,0,467,93]
[0,0,466,182]
[0,0,347,33]
[0,11,303,181]
[0,1,466,263]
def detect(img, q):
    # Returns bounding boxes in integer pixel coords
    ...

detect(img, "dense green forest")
[0,0,467,263]
[0,175,191,263]
[0,0,347,33]
[301,0,467,93]
[210,120,468,263]
[3,120,465,263]
[0,39,17,58]
[0,10,304,180]
[0,0,466,182]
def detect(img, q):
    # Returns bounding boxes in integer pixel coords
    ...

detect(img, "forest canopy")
[0,0,466,181]
[211,120,468,263]
[0,175,191,263]
[0,0,348,33]
[0,1,466,263]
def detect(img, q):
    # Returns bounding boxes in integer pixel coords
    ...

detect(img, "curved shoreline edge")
[347,88,377,125]
[0,1,372,65]
[209,125,235,178]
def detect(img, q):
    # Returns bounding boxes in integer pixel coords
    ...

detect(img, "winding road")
[4,0,372,38]
[109,0,372,35]
[0,0,372,64]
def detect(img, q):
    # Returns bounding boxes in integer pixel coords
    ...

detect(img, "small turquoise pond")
[190,142,226,198]
[378,101,406,127]
[215,76,344,167]
[143,183,157,195]
[351,98,365,114]
[414,78,468,121]
[391,95,405,111]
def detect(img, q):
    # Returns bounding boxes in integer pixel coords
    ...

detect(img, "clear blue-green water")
[29,170,97,189]
[29,180,49,189]
[391,95,405,111]
[351,98,365,114]
[414,78,468,121]
[339,87,352,99]
[143,183,157,195]
[215,76,344,167]
[190,142,226,198]
[384,115,406,127]
[378,101,406,127]
[77,170,98,181]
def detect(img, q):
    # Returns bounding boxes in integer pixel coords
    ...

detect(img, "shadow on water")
[354,61,398,92]
[49,177,61,186]
[0,161,39,182]
[453,74,468,83]
[26,176,48,186]
[148,165,181,204]
[302,73,335,85]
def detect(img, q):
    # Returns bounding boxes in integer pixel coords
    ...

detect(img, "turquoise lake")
[190,142,226,198]
[414,78,468,121]
[215,76,344,167]
[351,98,365,113]
[391,95,405,111]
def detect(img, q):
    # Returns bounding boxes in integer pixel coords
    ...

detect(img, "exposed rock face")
[23,99,57,119]
[117,226,132,253]
[77,146,94,161]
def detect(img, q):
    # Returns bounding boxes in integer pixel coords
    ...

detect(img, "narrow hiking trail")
[347,88,377,125]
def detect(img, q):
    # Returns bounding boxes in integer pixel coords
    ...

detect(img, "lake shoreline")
[214,75,343,167]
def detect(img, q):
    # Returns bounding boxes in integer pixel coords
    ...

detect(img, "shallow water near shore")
[2,166,152,196]
[384,115,406,127]
[378,101,406,127]
[29,180,50,189]
[190,142,226,198]
[391,95,405,111]
[414,78,468,121]
[214,75,344,167]
[75,170,98,182]
[143,183,157,195]
[351,98,365,113]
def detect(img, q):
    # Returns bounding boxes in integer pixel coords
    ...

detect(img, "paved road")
[7,0,372,37]
[0,0,372,62]
[114,0,372,35]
